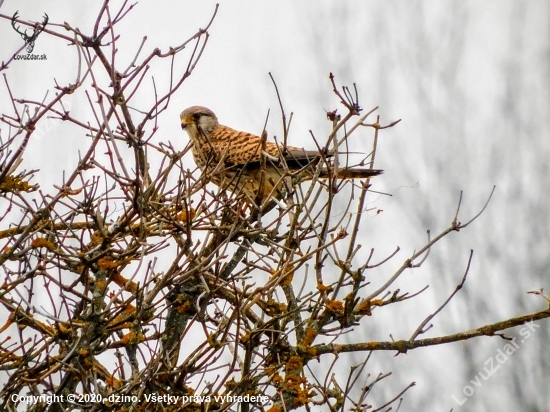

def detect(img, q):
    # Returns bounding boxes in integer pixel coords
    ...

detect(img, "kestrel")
[180,106,382,207]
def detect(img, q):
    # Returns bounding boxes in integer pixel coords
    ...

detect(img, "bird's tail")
[320,168,383,179]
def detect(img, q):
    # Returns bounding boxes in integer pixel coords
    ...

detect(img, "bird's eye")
[193,113,201,121]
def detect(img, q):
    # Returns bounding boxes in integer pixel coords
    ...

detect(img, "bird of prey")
[180,106,382,208]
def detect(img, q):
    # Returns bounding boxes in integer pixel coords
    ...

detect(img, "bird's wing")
[210,125,335,171]
[278,146,332,168]
[211,126,264,165]
[211,125,327,168]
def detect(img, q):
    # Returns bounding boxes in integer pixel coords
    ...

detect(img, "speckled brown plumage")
[180,106,382,206]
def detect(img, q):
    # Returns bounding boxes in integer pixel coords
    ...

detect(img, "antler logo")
[11,11,49,54]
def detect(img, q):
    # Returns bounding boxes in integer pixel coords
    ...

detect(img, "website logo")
[11,11,48,54]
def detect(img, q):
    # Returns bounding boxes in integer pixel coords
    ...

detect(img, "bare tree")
[1,2,549,411]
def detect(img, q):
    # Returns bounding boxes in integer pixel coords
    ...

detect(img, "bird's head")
[180,106,219,141]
